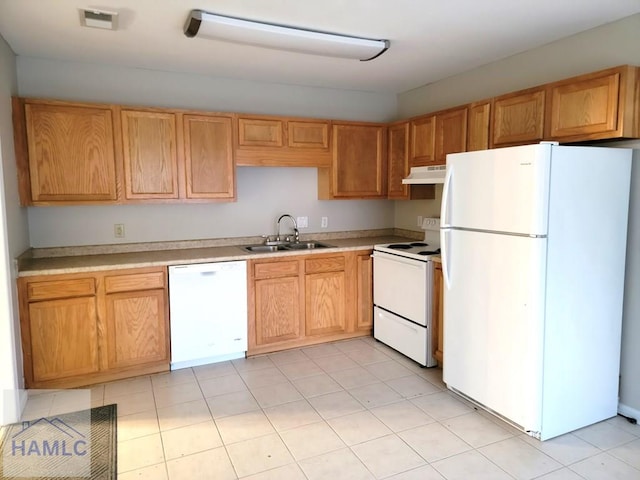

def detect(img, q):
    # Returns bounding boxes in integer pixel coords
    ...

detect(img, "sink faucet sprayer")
[276,214,299,243]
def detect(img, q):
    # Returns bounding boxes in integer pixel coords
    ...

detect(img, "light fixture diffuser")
[184,10,389,61]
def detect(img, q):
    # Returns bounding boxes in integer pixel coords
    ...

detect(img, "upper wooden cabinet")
[409,115,436,166]
[491,87,545,147]
[410,106,468,167]
[434,106,468,164]
[387,122,410,200]
[235,115,331,167]
[121,109,179,200]
[14,99,118,205]
[546,65,640,141]
[183,114,235,200]
[388,121,435,200]
[467,101,491,152]
[318,122,386,199]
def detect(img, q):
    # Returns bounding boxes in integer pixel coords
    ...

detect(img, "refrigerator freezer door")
[443,144,551,236]
[443,229,547,434]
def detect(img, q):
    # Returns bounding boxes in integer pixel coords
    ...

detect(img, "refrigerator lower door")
[443,229,547,434]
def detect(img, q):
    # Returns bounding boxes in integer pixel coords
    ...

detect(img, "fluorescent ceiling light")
[184,10,389,61]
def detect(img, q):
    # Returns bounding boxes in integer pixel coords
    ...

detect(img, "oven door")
[373,250,431,326]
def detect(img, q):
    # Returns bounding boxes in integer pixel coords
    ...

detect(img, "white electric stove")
[373,218,440,367]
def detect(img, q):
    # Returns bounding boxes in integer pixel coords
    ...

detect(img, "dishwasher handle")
[169,260,247,275]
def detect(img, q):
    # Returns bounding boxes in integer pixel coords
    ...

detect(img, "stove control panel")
[421,217,440,231]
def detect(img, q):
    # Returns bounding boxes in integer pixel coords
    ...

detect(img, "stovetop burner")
[418,248,441,256]
[387,244,413,250]
[410,242,429,247]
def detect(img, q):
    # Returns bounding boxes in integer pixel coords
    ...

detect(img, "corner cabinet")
[410,106,468,167]
[318,123,387,199]
[247,249,373,355]
[387,121,410,200]
[18,267,169,389]
[13,98,119,205]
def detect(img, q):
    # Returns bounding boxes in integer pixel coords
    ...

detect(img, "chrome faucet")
[276,214,299,243]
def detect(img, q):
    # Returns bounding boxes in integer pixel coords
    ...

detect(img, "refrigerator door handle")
[441,229,451,289]
[441,164,453,227]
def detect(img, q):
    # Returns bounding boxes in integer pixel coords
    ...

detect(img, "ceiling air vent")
[79,9,118,30]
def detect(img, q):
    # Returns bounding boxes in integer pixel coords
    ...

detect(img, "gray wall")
[17,57,398,248]
[394,13,640,416]
[0,34,29,424]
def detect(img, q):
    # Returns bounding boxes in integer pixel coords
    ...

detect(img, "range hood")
[402,165,446,184]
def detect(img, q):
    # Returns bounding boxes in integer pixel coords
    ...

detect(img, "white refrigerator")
[440,143,632,440]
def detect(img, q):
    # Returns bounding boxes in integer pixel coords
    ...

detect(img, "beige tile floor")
[14,337,640,479]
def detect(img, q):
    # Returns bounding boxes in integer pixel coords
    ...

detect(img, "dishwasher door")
[169,261,247,370]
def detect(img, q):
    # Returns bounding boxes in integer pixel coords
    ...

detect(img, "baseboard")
[618,402,640,422]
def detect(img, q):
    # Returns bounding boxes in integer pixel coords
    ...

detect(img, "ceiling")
[1,1,639,94]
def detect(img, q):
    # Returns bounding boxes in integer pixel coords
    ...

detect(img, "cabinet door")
[492,89,545,146]
[238,117,283,147]
[331,123,386,198]
[287,121,330,149]
[105,289,169,369]
[432,263,444,364]
[435,107,468,164]
[387,122,409,200]
[467,101,491,152]
[305,271,346,336]
[121,110,179,199]
[24,102,117,202]
[27,296,100,382]
[410,116,436,166]
[183,114,235,199]
[548,71,619,139]
[356,251,373,331]
[254,276,302,345]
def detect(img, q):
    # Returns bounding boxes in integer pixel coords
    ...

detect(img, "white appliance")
[373,218,441,367]
[441,142,632,440]
[168,261,248,370]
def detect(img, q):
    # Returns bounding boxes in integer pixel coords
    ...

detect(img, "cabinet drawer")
[105,271,165,293]
[305,256,345,274]
[254,260,300,280]
[27,278,96,301]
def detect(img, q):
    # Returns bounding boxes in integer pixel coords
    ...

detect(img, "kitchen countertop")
[17,232,421,277]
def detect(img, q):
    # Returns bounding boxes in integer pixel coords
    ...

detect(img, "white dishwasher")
[168,260,247,370]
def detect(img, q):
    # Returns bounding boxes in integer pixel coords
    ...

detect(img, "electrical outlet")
[321,216,328,228]
[114,224,125,238]
[417,215,423,227]
[296,216,308,228]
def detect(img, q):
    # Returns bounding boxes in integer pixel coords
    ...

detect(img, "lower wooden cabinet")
[248,249,373,355]
[356,251,373,331]
[432,261,444,364]
[18,267,169,388]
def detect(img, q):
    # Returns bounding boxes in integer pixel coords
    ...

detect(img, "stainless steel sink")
[241,241,333,253]
[284,242,333,250]
[242,244,288,253]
